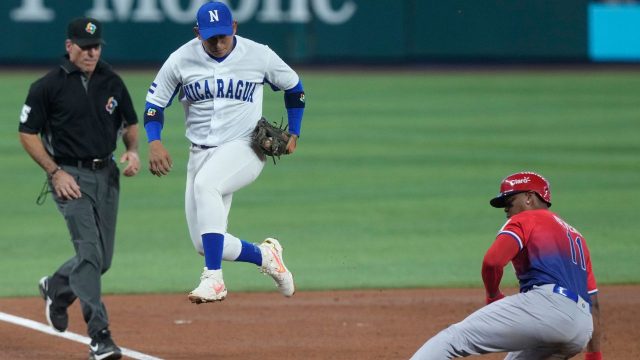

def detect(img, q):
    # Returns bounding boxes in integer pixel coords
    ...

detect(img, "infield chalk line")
[0,311,163,360]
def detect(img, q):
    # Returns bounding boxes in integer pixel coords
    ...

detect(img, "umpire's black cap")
[67,17,105,47]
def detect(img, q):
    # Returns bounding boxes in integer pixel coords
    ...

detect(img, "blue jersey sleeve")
[284,81,305,136]
[143,102,165,142]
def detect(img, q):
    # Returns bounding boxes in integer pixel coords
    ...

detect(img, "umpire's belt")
[55,156,112,170]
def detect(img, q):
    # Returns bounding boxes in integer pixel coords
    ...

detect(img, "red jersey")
[486,209,598,304]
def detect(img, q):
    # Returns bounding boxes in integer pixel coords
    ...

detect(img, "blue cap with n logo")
[196,1,234,40]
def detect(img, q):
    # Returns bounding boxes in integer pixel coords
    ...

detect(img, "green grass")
[1,69,639,297]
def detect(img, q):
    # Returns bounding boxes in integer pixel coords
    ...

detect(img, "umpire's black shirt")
[19,56,137,160]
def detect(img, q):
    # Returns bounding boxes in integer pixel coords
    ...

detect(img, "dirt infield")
[0,285,638,360]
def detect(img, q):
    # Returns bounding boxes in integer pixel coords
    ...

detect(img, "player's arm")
[584,246,602,359]
[584,293,602,359]
[263,46,305,154]
[144,102,172,177]
[283,80,305,154]
[144,58,180,177]
[481,233,520,304]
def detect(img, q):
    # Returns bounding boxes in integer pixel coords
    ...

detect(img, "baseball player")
[411,172,602,360]
[143,1,305,303]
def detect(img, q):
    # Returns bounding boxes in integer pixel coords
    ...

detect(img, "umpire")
[18,17,139,360]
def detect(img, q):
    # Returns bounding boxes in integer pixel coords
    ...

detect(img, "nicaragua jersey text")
[146,35,299,146]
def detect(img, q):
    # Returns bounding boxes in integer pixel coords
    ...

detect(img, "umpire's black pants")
[47,161,119,339]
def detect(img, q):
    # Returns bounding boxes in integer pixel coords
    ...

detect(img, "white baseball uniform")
[146,35,300,257]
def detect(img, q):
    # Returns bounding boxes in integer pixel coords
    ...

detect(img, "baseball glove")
[252,117,291,163]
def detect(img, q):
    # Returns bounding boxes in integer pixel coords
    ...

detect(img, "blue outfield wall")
[0,0,636,65]
[589,3,640,62]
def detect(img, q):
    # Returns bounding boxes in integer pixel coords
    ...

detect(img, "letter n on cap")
[209,10,219,22]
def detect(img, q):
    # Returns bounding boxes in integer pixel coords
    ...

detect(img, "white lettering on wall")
[10,0,54,21]
[161,0,204,23]
[290,0,312,22]
[88,0,163,22]
[231,0,260,23]
[10,0,357,24]
[257,0,311,23]
[257,0,355,24]
[258,0,287,22]
[312,0,356,25]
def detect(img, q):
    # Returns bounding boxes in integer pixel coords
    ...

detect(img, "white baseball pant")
[185,138,264,259]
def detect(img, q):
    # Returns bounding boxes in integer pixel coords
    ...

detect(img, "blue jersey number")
[567,230,586,271]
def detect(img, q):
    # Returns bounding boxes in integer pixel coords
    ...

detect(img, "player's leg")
[185,171,203,255]
[194,139,264,229]
[411,288,592,359]
[503,287,593,360]
[256,237,295,296]
[185,147,227,303]
[197,140,263,266]
[411,298,528,359]
[198,139,293,296]
[188,140,264,303]
[411,292,549,359]
[214,157,294,296]
[185,153,245,260]
[218,194,264,266]
[220,230,294,296]
[504,349,568,360]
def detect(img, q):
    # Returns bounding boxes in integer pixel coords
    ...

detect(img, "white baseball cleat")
[188,267,227,304]
[259,238,295,297]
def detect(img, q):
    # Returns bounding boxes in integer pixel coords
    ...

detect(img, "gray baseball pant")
[47,162,119,339]
[410,285,593,360]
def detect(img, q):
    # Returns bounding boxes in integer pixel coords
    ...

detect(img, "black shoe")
[89,328,122,360]
[38,276,68,332]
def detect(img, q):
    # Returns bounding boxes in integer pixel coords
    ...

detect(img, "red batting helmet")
[489,171,552,208]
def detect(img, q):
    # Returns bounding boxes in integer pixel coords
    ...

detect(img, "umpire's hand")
[51,170,82,200]
[148,140,173,177]
[120,150,140,177]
